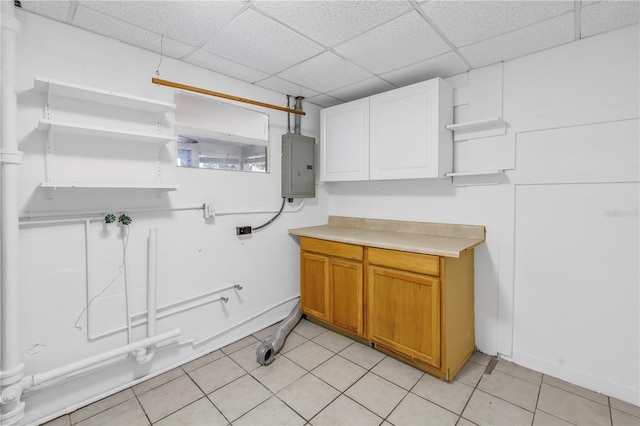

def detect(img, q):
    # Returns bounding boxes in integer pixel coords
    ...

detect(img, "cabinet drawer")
[301,237,363,261]
[368,247,439,276]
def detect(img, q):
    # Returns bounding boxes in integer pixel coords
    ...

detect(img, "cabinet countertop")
[289,217,485,258]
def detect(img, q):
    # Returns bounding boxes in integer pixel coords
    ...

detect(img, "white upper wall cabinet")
[320,78,453,182]
[320,98,370,181]
[370,78,453,180]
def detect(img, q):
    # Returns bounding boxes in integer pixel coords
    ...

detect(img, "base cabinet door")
[367,265,441,368]
[330,258,363,335]
[301,252,329,321]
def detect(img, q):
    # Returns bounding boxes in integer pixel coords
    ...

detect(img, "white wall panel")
[514,182,639,403]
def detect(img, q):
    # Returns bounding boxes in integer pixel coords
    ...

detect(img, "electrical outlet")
[236,226,252,235]
[204,202,215,219]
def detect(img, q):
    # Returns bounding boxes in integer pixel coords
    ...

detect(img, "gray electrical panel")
[281,133,316,199]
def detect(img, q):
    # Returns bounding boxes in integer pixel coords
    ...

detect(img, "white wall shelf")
[40,182,178,191]
[446,117,507,141]
[34,77,176,113]
[34,77,178,191]
[39,119,177,144]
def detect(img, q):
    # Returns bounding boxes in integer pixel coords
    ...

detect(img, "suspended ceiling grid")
[19,0,640,108]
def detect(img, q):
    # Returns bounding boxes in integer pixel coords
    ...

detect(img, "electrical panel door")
[282,133,316,198]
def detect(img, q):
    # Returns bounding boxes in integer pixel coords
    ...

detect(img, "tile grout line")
[181,358,234,426]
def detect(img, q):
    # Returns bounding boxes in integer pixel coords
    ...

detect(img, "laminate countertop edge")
[288,224,485,258]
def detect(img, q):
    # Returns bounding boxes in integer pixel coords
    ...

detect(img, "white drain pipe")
[135,229,158,363]
[23,329,181,391]
[0,2,25,425]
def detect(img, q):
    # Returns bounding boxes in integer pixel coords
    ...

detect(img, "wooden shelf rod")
[152,78,306,116]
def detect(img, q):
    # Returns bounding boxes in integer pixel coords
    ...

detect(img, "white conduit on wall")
[0,2,25,424]
[18,198,305,223]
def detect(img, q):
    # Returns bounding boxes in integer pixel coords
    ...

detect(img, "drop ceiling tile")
[458,12,575,69]
[202,9,324,75]
[334,11,451,75]
[20,0,71,22]
[73,6,193,59]
[581,1,640,38]
[421,0,574,47]
[381,52,469,87]
[183,50,269,84]
[80,1,244,46]
[255,77,319,99]
[253,0,411,47]
[305,94,344,109]
[327,77,396,102]
[278,51,373,94]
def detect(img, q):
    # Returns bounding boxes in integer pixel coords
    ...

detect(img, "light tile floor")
[44,319,640,426]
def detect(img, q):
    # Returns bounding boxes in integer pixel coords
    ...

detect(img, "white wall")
[15,11,327,424]
[324,24,639,405]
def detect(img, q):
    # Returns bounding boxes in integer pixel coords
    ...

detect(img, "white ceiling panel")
[80,1,245,47]
[327,77,396,102]
[253,1,411,47]
[277,51,373,94]
[73,6,194,59]
[17,1,638,108]
[421,0,574,48]
[305,94,344,108]
[255,77,319,99]
[459,12,575,69]
[183,50,269,84]
[334,11,451,75]
[202,9,324,75]
[20,0,71,22]
[581,1,640,38]
[381,52,469,87]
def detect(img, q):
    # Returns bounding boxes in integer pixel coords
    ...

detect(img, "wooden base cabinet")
[300,237,364,335]
[367,265,441,368]
[299,237,475,381]
[367,247,476,381]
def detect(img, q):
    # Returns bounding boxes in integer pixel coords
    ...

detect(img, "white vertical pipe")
[121,226,132,345]
[0,2,24,424]
[147,229,157,338]
[135,228,157,363]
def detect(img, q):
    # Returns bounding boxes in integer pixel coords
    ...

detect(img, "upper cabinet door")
[369,79,453,180]
[320,98,370,182]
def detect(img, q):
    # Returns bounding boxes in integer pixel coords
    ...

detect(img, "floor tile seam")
[476,376,541,412]
[279,352,316,372]
[473,388,537,415]
[69,394,139,425]
[608,396,614,426]
[134,370,188,397]
[179,365,233,424]
[275,387,342,423]
[407,387,470,419]
[221,339,260,357]
[534,408,579,426]
[132,391,153,426]
[367,368,420,393]
[493,362,543,386]
[458,365,484,420]
[533,374,543,421]
[149,396,213,425]
[338,351,387,394]
[307,354,360,394]
[343,360,409,420]
[380,388,417,424]
[540,379,610,408]
[310,338,350,353]
[337,393,385,423]
[206,391,269,424]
